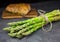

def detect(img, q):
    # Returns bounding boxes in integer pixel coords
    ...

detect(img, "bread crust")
[6,3,31,15]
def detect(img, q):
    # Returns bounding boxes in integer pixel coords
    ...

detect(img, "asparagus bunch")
[3,10,60,38]
[4,10,60,32]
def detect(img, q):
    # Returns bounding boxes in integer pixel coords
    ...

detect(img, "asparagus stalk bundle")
[3,10,60,38]
[4,10,60,31]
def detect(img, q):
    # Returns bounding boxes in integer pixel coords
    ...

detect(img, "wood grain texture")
[2,9,38,19]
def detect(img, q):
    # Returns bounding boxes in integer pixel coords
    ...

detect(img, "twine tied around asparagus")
[38,10,52,32]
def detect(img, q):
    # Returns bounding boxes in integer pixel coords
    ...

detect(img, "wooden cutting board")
[2,9,38,19]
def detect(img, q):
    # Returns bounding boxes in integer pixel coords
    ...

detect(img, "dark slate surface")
[0,1,60,42]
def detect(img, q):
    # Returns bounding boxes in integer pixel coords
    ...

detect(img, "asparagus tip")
[8,33,17,37]
[3,28,10,31]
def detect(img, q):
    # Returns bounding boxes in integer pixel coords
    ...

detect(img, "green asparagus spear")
[8,33,17,37]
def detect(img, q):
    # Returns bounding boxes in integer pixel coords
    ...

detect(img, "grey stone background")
[0,1,60,42]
